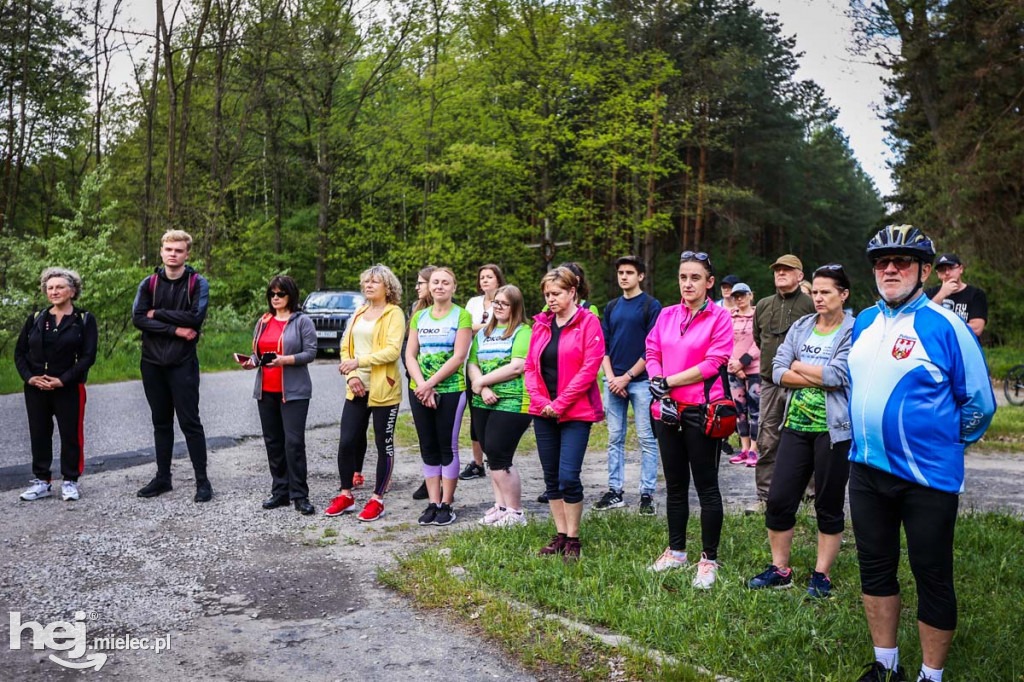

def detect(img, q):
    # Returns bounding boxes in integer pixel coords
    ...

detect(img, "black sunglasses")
[269,291,288,298]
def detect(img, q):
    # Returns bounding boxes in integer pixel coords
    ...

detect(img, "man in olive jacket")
[748,254,815,513]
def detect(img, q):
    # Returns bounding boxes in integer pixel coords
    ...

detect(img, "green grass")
[983,406,1024,451]
[384,511,1024,680]
[984,346,1021,380]
[0,329,253,394]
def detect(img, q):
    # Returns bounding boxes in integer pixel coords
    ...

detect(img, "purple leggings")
[409,389,466,479]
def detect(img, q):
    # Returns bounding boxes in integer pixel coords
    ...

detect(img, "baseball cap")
[721,274,741,286]
[770,254,803,271]
[936,253,962,267]
[730,283,752,296]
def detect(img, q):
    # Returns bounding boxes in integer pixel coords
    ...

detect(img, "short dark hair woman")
[747,264,855,598]
[14,267,97,502]
[243,275,318,515]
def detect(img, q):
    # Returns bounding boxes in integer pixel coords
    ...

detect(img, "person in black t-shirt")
[925,253,987,338]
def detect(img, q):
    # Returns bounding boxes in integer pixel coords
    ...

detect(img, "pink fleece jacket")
[730,308,760,374]
[524,307,605,422]
[645,299,734,406]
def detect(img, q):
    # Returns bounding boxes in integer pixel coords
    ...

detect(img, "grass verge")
[0,330,253,394]
[979,406,1024,452]
[383,511,1024,680]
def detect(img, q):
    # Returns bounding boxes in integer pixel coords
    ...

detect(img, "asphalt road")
[0,360,411,489]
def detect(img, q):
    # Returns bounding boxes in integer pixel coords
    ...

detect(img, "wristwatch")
[626,370,635,379]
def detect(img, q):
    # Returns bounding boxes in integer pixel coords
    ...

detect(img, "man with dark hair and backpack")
[594,255,663,514]
[132,230,213,502]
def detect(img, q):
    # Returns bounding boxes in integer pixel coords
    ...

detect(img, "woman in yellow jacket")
[326,264,406,521]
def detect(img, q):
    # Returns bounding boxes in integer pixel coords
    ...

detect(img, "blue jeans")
[533,418,592,504]
[604,379,659,495]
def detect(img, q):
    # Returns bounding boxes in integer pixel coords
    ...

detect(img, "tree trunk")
[694,146,707,249]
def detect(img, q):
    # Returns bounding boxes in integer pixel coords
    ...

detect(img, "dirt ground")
[1,423,1020,680]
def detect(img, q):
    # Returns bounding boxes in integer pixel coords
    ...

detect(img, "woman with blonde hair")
[327,264,406,522]
[524,267,605,561]
[407,267,473,526]
[467,284,533,527]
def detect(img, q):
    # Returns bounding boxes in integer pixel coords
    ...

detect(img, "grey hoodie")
[771,311,855,444]
[250,311,318,401]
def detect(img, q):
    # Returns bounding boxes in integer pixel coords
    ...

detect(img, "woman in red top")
[244,275,318,514]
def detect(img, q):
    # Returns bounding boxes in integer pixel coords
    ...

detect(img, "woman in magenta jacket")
[524,266,604,562]
[645,251,734,589]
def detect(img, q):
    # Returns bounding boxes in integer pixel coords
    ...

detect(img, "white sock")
[918,664,942,681]
[670,550,687,561]
[874,646,899,671]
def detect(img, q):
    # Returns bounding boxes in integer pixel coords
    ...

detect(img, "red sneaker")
[325,493,355,516]
[357,498,385,522]
[352,473,365,489]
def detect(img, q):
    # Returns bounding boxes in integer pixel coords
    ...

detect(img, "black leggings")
[765,428,850,534]
[24,383,86,482]
[657,422,723,559]
[141,358,208,481]
[257,393,310,499]
[409,389,466,478]
[337,397,399,497]
[470,406,532,471]
[848,462,960,630]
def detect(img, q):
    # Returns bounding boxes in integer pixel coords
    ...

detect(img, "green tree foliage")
[2,0,888,345]
[852,0,1024,341]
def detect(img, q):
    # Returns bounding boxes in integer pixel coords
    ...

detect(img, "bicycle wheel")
[1004,364,1024,406]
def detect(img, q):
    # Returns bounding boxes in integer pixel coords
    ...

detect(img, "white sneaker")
[692,554,719,589]
[19,479,52,501]
[648,547,688,572]
[61,481,80,501]
[494,510,526,527]
[478,505,507,526]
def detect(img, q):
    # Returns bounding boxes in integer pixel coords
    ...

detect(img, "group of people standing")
[13,224,996,682]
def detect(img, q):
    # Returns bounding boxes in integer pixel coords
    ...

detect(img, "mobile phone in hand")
[233,353,250,365]
[260,352,278,366]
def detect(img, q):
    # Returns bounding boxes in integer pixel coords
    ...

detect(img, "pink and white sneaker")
[729,450,749,464]
[478,505,507,526]
[745,451,759,467]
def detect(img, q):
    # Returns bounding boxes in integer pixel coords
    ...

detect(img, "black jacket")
[131,266,210,366]
[14,306,98,385]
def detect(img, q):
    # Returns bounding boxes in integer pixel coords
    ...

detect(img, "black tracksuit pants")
[257,392,310,499]
[24,383,87,481]
[141,357,208,481]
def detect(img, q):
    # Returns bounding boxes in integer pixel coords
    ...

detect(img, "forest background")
[1,0,1021,370]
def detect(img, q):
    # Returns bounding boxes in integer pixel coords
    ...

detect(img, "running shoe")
[562,538,582,563]
[744,500,766,515]
[722,440,735,455]
[459,462,486,480]
[638,493,656,516]
[61,481,80,501]
[412,481,428,500]
[593,489,625,511]
[357,498,384,522]
[352,473,365,489]
[19,479,52,501]
[538,534,566,556]
[748,564,793,590]
[433,503,456,526]
[137,477,172,498]
[807,570,832,598]
[729,450,749,464]
[324,493,355,516]
[478,505,507,526]
[194,479,213,503]
[692,554,719,589]
[648,548,688,572]
[856,662,908,681]
[493,510,526,527]
[418,503,439,525]
[745,451,759,467]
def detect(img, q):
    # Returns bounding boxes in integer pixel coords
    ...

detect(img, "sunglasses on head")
[814,263,846,277]
[680,251,710,262]
[269,290,288,298]
[872,256,917,272]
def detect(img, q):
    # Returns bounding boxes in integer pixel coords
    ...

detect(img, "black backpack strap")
[703,364,733,403]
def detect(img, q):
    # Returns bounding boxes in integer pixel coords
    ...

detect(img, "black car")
[302,289,365,353]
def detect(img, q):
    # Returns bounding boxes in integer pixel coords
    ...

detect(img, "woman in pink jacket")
[726,282,761,467]
[524,266,604,562]
[645,251,734,589]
